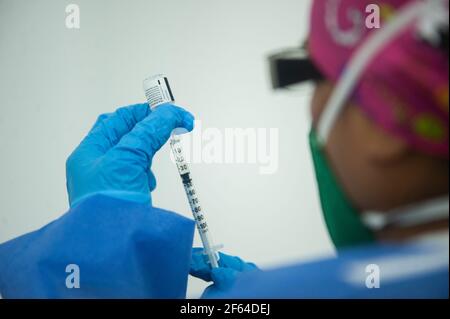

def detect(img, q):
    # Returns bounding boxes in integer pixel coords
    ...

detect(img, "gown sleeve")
[0,194,195,298]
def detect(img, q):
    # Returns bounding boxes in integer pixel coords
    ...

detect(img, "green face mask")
[309,129,375,249]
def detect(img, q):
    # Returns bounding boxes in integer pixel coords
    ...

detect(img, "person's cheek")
[324,120,364,212]
[324,105,377,212]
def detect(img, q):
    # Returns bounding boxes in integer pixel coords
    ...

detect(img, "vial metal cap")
[143,74,175,109]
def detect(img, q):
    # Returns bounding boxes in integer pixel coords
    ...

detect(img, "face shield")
[268,0,449,249]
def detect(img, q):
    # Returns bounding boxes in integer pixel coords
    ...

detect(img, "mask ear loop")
[316,0,427,147]
[362,195,449,231]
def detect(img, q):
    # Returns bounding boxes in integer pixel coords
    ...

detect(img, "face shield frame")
[268,47,323,90]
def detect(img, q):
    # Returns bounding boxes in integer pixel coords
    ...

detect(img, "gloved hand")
[190,247,258,297]
[66,103,194,207]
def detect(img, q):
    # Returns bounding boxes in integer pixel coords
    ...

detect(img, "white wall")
[0,0,334,297]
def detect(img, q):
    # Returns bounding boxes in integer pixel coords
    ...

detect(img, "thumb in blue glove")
[66,103,194,207]
[190,247,258,297]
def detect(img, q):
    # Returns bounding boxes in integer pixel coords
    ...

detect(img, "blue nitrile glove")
[190,247,259,297]
[66,103,194,207]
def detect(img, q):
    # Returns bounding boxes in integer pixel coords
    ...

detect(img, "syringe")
[143,74,220,268]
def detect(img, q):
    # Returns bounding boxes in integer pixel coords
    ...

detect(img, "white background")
[0,0,334,297]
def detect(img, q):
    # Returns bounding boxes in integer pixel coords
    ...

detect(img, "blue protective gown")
[0,195,195,298]
[0,195,448,298]
[206,236,449,298]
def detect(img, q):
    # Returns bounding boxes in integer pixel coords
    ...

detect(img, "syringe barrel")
[143,74,220,268]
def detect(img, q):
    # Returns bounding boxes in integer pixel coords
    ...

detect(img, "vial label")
[145,85,165,107]
[143,75,175,108]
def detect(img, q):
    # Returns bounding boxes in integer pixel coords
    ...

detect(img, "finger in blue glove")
[66,103,194,207]
[190,247,258,298]
[190,247,258,282]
